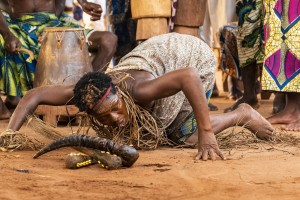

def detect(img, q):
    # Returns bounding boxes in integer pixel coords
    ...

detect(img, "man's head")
[73,72,128,127]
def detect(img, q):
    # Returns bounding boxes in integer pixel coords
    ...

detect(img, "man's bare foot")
[281,119,300,131]
[234,103,274,140]
[224,98,259,113]
[267,108,299,124]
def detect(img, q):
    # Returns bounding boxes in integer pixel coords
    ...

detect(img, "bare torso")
[5,0,56,18]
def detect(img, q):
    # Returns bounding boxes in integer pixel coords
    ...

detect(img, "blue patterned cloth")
[107,0,137,64]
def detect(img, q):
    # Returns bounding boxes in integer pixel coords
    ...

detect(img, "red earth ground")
[0,94,300,200]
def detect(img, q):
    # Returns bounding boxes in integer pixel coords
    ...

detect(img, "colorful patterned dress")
[0,12,85,97]
[261,0,300,92]
[236,0,264,68]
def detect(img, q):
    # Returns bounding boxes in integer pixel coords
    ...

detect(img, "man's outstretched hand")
[81,1,102,21]
[195,133,226,161]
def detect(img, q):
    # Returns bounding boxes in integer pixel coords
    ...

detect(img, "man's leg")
[268,93,300,131]
[224,62,259,112]
[272,92,286,114]
[4,95,21,109]
[208,102,218,111]
[185,103,274,145]
[88,31,118,71]
[0,97,11,119]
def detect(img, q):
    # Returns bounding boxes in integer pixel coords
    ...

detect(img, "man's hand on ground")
[195,133,226,161]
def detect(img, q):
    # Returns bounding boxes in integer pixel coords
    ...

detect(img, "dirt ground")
[0,94,300,200]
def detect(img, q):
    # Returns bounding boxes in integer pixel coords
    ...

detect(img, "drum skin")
[34,27,93,87]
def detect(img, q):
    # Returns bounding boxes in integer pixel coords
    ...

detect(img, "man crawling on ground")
[6,33,274,161]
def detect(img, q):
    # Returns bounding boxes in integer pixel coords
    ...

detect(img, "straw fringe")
[216,127,300,153]
[0,129,43,151]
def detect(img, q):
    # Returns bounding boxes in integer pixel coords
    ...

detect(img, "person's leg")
[88,31,118,71]
[208,102,218,111]
[185,103,274,144]
[0,97,11,119]
[4,95,21,109]
[268,93,300,130]
[272,92,286,114]
[224,62,259,112]
[230,76,243,100]
[225,0,263,113]
[211,82,219,97]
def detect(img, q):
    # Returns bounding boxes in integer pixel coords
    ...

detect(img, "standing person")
[107,0,137,64]
[261,0,300,131]
[202,0,237,50]
[0,0,118,119]
[202,0,237,110]
[224,0,264,113]
[5,33,274,160]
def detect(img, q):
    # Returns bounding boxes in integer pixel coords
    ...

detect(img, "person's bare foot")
[267,108,298,124]
[234,103,274,140]
[268,93,300,127]
[281,119,300,131]
[224,97,259,113]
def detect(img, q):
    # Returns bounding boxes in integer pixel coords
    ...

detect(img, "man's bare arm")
[0,8,22,53]
[7,85,75,131]
[0,5,10,37]
[132,67,224,160]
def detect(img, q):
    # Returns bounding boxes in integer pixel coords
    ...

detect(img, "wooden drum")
[131,0,171,19]
[173,26,200,38]
[131,0,172,41]
[173,0,207,38]
[34,27,93,87]
[34,27,93,126]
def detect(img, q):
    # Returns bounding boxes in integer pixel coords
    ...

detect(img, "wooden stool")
[35,105,82,126]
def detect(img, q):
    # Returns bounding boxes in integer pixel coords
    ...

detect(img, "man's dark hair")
[73,72,116,112]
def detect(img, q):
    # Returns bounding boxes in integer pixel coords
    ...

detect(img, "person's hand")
[81,1,102,21]
[195,132,226,161]
[3,33,22,53]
